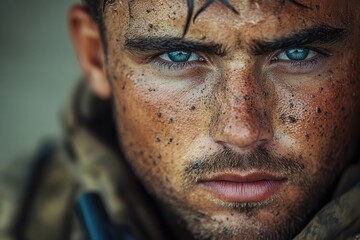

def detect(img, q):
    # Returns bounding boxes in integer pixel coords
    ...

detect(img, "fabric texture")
[1,81,359,240]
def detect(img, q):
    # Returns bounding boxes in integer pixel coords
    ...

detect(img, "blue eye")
[159,51,200,62]
[168,51,191,62]
[286,48,309,60]
[274,48,317,61]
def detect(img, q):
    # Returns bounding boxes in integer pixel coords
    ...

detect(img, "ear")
[68,5,111,99]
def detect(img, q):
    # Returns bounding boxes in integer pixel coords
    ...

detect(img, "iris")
[285,48,310,61]
[167,51,192,62]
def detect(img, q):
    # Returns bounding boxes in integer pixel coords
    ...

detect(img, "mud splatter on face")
[100,0,360,239]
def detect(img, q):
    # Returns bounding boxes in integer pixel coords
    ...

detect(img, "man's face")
[101,0,360,239]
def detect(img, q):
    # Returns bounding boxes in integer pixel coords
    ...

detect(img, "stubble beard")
[167,194,315,240]
[153,147,335,240]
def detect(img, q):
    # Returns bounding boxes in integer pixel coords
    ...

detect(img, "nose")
[210,65,273,151]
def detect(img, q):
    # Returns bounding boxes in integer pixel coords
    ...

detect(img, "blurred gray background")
[0,0,81,166]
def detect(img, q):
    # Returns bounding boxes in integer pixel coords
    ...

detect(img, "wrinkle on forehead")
[117,0,313,32]
[123,0,185,38]
[107,0,356,48]
[120,0,269,40]
[193,0,265,27]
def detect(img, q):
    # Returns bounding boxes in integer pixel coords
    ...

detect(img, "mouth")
[199,172,287,203]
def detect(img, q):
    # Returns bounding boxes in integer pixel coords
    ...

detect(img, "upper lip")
[201,172,286,183]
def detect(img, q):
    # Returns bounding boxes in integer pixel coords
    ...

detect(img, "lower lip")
[201,180,285,203]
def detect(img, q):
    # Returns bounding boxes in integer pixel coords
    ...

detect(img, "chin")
[177,206,307,240]
[163,184,327,240]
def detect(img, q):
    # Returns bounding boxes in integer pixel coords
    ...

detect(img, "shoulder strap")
[11,141,57,240]
[1,140,77,240]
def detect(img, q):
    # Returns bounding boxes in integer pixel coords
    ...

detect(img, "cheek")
[111,71,214,190]
[272,65,360,175]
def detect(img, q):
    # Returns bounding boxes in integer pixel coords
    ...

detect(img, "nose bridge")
[211,61,271,150]
[225,69,256,124]
[223,57,258,100]
[228,66,255,107]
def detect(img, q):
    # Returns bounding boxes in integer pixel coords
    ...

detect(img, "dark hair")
[82,0,309,36]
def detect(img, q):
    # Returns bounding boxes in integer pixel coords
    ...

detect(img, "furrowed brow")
[251,25,349,55]
[124,37,225,56]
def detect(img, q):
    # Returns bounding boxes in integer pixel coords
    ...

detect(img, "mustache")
[183,147,305,184]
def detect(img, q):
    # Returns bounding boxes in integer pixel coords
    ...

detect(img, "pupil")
[168,51,191,62]
[286,48,309,61]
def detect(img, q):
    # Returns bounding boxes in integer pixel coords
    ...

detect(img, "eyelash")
[148,48,327,72]
[150,52,205,71]
[289,57,321,68]
[270,48,328,70]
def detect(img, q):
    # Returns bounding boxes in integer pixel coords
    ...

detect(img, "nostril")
[212,113,274,151]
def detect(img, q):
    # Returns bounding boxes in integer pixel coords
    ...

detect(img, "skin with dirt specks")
[71,0,360,239]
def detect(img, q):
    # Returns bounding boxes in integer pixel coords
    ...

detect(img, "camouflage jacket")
[1,82,359,240]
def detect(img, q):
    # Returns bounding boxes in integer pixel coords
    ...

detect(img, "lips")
[200,173,286,203]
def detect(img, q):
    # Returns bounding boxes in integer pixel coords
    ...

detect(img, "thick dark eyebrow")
[251,25,349,55]
[124,37,225,56]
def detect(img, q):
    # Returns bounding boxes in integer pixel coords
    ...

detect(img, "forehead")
[108,0,353,40]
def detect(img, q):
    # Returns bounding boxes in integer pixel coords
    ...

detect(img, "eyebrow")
[124,25,348,57]
[251,25,349,55]
[125,37,226,56]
